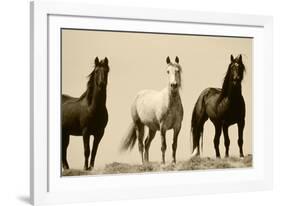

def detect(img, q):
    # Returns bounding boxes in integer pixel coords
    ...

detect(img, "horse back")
[62,94,76,103]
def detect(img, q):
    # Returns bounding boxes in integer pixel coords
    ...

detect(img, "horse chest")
[160,99,183,130]
[80,108,108,132]
[221,99,245,124]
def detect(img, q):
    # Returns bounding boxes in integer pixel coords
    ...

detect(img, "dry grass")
[62,154,252,176]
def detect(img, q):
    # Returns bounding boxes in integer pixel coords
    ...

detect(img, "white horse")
[121,56,183,164]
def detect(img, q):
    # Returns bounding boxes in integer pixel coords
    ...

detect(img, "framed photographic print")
[30,0,273,205]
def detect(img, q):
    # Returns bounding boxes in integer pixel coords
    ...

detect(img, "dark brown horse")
[191,54,246,158]
[62,57,110,171]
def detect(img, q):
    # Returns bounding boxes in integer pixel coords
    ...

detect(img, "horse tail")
[120,122,137,151]
[191,92,206,156]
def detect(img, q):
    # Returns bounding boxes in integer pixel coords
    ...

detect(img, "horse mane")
[78,58,109,105]
[78,67,97,105]
[177,64,183,89]
[221,57,245,97]
[221,67,232,97]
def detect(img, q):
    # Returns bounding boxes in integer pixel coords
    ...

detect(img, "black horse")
[191,54,246,158]
[61,57,110,171]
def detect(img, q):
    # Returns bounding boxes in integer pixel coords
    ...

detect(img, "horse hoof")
[190,154,200,160]
[87,166,94,171]
[160,163,166,169]
[63,165,69,170]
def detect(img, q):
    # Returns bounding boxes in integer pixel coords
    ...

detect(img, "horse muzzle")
[170,83,178,89]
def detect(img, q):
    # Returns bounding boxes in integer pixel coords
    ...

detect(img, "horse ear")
[95,57,99,65]
[230,54,234,62]
[175,56,179,63]
[166,56,170,64]
[238,54,242,63]
[104,57,108,65]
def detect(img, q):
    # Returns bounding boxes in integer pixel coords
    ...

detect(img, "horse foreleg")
[238,120,245,158]
[144,129,156,163]
[223,124,230,157]
[82,133,90,170]
[213,124,222,158]
[89,130,104,170]
[172,127,181,164]
[62,133,70,170]
[160,128,167,164]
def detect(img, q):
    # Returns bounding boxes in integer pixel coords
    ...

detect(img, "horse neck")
[167,86,180,107]
[222,83,242,102]
[88,87,107,112]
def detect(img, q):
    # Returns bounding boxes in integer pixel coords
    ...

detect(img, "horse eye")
[167,70,170,74]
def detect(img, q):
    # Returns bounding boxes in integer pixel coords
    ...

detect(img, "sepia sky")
[62,29,252,169]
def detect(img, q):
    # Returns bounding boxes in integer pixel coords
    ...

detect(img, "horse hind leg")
[160,127,167,164]
[62,133,70,170]
[82,132,90,170]
[213,123,222,158]
[144,129,156,163]
[136,123,145,164]
[223,124,230,157]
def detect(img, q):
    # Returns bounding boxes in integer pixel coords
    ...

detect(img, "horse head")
[85,57,110,105]
[228,54,245,87]
[166,56,182,93]
[89,57,110,90]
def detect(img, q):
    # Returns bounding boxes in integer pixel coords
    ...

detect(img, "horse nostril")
[171,83,177,88]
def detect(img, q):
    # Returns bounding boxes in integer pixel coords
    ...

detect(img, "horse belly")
[136,98,159,127]
[144,121,160,131]
[139,112,160,130]
[62,117,83,135]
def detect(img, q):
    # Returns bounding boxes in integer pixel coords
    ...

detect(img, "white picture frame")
[30,0,273,205]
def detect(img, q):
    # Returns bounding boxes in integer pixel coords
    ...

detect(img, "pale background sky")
[62,29,252,169]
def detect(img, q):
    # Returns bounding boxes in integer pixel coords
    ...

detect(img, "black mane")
[77,66,96,105]
[85,68,97,105]
[79,58,109,105]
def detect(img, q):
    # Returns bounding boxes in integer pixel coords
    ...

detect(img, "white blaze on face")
[170,66,176,85]
[167,64,180,89]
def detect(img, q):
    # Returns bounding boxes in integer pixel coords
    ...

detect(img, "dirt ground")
[62,155,252,176]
